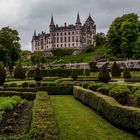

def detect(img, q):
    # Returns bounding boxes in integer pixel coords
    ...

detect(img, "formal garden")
[0,58,140,139]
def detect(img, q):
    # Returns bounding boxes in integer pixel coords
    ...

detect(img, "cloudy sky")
[0,0,140,51]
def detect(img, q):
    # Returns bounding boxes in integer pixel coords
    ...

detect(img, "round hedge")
[0,62,6,85]
[34,67,43,81]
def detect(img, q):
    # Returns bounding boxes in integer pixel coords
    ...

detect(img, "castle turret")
[50,15,55,32]
[75,12,81,28]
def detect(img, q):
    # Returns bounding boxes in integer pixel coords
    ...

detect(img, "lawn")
[50,95,138,140]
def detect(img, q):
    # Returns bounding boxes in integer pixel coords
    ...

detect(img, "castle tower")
[75,12,81,29]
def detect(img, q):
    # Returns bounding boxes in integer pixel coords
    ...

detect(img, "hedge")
[27,68,90,78]
[73,86,140,135]
[29,91,58,140]
[0,91,36,100]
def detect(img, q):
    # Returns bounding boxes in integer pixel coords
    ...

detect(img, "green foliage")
[14,62,25,79]
[85,45,95,53]
[95,32,107,46]
[29,92,58,140]
[109,85,130,104]
[98,63,110,83]
[71,69,78,81]
[89,61,98,72]
[52,48,74,56]
[134,90,140,106]
[73,86,140,136]
[34,67,43,81]
[123,65,131,78]
[97,84,110,95]
[111,62,121,77]
[0,27,21,67]
[107,13,140,58]
[133,34,140,58]
[0,61,6,85]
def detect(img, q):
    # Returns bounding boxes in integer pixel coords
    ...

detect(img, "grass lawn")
[50,95,138,140]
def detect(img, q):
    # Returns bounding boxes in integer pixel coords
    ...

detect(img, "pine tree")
[34,67,43,81]
[0,61,6,85]
[111,62,121,77]
[14,62,25,79]
[98,63,110,83]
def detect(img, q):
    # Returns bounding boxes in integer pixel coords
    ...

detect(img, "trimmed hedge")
[73,86,140,135]
[29,92,58,140]
[27,68,90,78]
[0,91,36,100]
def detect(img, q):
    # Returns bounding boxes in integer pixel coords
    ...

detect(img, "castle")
[32,13,96,52]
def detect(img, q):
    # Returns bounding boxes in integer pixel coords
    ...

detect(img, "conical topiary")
[34,67,43,81]
[98,63,110,83]
[71,69,78,81]
[14,62,25,79]
[0,61,6,85]
[123,65,131,78]
[111,61,121,77]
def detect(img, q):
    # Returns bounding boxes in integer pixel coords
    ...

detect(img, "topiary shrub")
[34,67,43,82]
[14,62,25,79]
[98,63,110,83]
[0,61,6,86]
[134,90,140,106]
[123,65,131,78]
[109,85,130,104]
[89,61,98,72]
[111,62,121,77]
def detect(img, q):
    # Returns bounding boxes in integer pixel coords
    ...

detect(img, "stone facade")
[32,13,96,52]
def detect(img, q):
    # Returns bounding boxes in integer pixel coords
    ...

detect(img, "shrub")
[111,62,121,77]
[82,82,91,89]
[0,62,6,86]
[14,62,25,79]
[88,82,105,91]
[22,82,29,87]
[73,86,140,136]
[51,48,74,56]
[34,67,43,81]
[98,63,110,83]
[123,65,131,78]
[109,85,130,104]
[89,61,98,72]
[134,90,140,106]
[8,83,18,87]
[97,85,110,95]
[71,69,78,81]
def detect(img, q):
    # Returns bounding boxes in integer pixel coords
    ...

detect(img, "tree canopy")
[0,27,21,67]
[107,13,140,58]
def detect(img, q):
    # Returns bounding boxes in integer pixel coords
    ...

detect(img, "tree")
[98,63,110,83]
[14,62,25,79]
[0,27,21,75]
[107,13,140,58]
[0,61,6,85]
[34,67,43,81]
[111,62,121,77]
[133,34,140,58]
[95,32,107,46]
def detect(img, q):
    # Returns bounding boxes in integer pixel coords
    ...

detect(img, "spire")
[50,14,55,26]
[34,30,36,36]
[76,12,81,25]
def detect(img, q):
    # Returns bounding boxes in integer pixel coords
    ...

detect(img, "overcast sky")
[0,0,140,51]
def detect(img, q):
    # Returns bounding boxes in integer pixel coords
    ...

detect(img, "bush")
[111,62,121,77]
[89,61,98,72]
[123,66,131,78]
[71,69,78,81]
[29,92,58,139]
[97,84,110,95]
[134,90,140,106]
[34,67,43,81]
[52,48,74,56]
[82,82,91,89]
[109,85,130,104]
[0,62,6,86]
[8,83,18,87]
[73,86,140,136]
[14,62,25,79]
[88,82,105,91]
[22,82,29,87]
[98,63,110,83]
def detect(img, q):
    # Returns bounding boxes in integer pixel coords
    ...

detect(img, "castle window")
[65,44,66,47]
[72,36,74,42]
[68,32,70,35]
[64,32,67,35]
[57,37,59,43]
[68,44,70,47]
[57,44,59,47]
[68,36,70,42]
[72,32,74,35]
[61,37,63,43]
[64,37,67,42]
[57,33,59,36]
[61,44,63,47]
[61,32,63,36]
[72,43,74,46]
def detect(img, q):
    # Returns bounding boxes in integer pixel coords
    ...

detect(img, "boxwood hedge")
[73,86,140,135]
